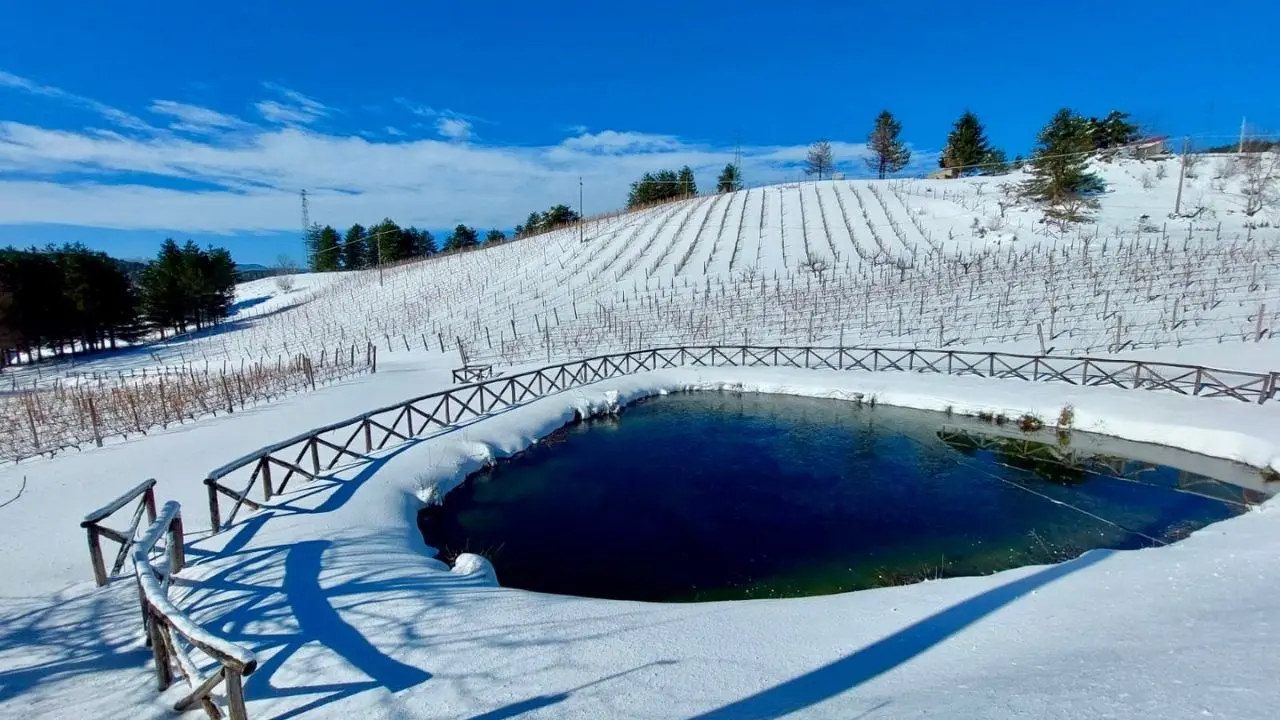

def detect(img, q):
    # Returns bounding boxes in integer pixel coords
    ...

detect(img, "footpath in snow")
[2,363,1280,719]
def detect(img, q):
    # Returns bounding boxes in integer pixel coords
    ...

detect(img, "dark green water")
[418,392,1264,602]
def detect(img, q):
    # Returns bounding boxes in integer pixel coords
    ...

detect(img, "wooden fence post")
[148,614,173,690]
[260,457,273,500]
[143,485,158,525]
[88,396,103,448]
[207,481,222,533]
[168,510,185,575]
[226,668,248,720]
[86,526,108,587]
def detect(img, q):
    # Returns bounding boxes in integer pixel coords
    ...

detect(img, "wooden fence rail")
[203,345,1279,532]
[134,501,256,720]
[81,478,157,586]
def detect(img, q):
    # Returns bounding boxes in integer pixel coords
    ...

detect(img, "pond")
[418,392,1271,602]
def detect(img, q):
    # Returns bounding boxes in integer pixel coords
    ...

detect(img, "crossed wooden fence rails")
[81,478,158,587]
[203,345,1280,533]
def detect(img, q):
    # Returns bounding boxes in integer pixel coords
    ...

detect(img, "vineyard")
[3,155,1279,459]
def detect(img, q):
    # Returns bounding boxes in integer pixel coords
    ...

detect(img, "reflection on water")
[419,392,1269,603]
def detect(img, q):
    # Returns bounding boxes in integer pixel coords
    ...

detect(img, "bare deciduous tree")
[274,254,298,293]
[1240,153,1280,217]
[800,252,831,283]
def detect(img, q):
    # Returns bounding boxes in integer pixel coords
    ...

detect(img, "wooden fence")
[134,501,256,720]
[203,345,1280,531]
[81,478,157,587]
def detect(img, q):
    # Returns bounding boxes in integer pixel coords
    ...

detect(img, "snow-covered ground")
[3,160,1280,719]
[2,364,1280,719]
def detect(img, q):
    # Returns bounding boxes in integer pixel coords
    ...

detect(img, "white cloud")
[385,126,405,137]
[0,70,154,132]
[149,100,249,134]
[0,73,938,233]
[435,117,472,141]
[560,130,682,154]
[255,83,330,126]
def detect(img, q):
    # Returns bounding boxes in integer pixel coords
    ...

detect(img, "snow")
[3,161,1280,719]
[3,362,1280,719]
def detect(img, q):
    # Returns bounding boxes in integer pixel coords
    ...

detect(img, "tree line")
[0,239,238,366]
[304,219,510,272]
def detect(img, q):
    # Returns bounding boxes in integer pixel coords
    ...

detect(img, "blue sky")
[1,0,1276,266]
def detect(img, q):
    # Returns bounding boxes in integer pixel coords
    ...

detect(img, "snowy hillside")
[17,154,1280,383]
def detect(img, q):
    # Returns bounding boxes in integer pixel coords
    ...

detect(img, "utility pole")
[579,177,584,244]
[1174,136,1190,216]
[1239,117,1247,153]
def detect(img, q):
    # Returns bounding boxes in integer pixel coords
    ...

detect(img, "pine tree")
[443,224,479,252]
[1087,110,1140,151]
[312,226,342,272]
[1023,108,1105,218]
[367,219,402,265]
[342,224,366,270]
[981,148,1010,175]
[485,229,506,244]
[544,204,580,227]
[941,110,994,175]
[866,111,911,179]
[627,169,684,208]
[522,211,544,236]
[717,163,743,192]
[805,140,834,180]
[677,166,697,196]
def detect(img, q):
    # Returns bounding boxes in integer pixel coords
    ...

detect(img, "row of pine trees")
[0,239,238,365]
[802,108,1139,182]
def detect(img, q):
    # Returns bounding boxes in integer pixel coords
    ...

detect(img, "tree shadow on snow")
[685,549,1114,720]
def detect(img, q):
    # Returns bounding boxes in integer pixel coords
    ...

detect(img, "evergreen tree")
[677,165,697,196]
[805,140,834,180]
[1087,110,1140,151]
[443,224,479,252]
[627,169,684,208]
[515,212,541,237]
[866,111,911,179]
[138,239,186,335]
[418,228,438,255]
[717,163,743,192]
[485,229,506,244]
[544,204,581,227]
[342,224,366,270]
[395,227,435,258]
[309,225,342,272]
[1023,108,1105,211]
[366,219,403,265]
[136,239,235,335]
[941,110,995,175]
[981,148,1010,175]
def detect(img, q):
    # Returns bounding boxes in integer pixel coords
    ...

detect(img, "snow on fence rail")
[133,501,256,720]
[2,343,377,463]
[202,345,1280,532]
[80,477,158,586]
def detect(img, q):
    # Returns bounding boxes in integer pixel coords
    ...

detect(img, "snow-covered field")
[3,158,1280,719]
